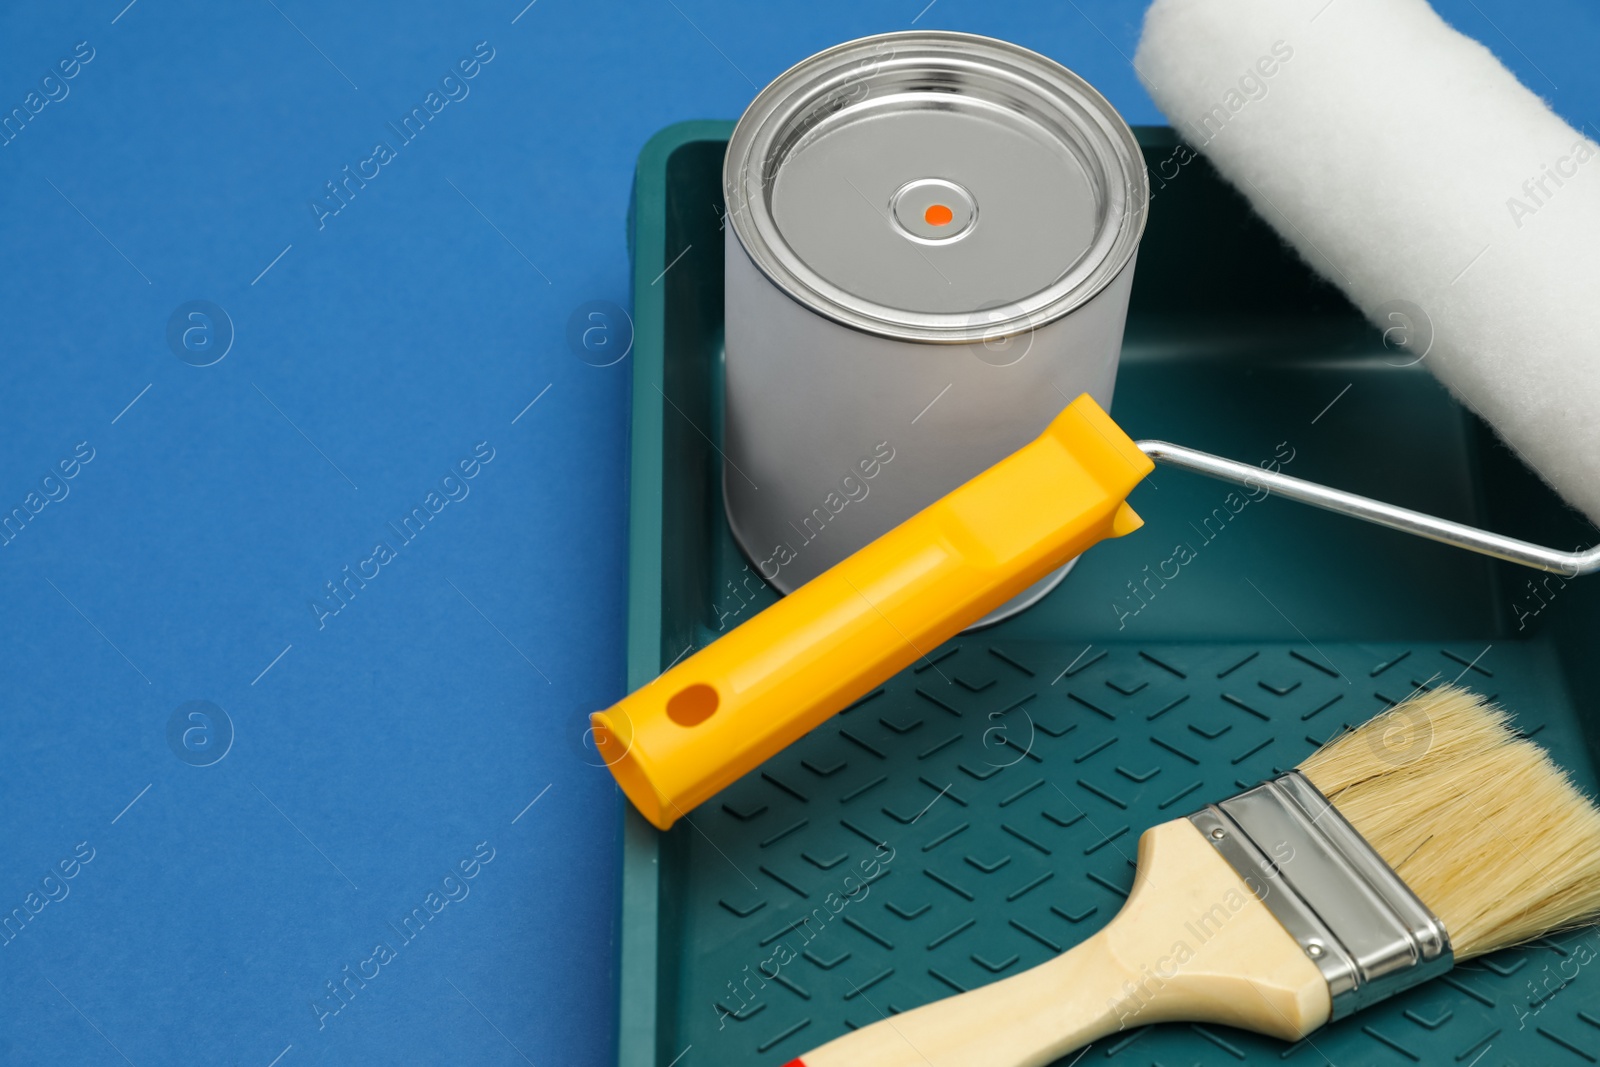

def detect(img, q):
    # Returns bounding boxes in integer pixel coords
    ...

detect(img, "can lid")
[724,31,1149,344]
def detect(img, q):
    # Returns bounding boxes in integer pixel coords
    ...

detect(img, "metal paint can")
[723,30,1147,625]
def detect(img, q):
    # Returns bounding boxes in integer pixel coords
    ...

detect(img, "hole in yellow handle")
[667,683,719,726]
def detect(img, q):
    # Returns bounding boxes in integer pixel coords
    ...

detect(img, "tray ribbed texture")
[668,640,1591,1065]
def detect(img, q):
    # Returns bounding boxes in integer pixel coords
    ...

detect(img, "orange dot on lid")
[924,203,954,226]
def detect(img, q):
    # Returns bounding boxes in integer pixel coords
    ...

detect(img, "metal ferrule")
[1187,771,1453,1018]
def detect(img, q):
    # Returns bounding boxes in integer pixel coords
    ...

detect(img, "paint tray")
[612,120,1600,1066]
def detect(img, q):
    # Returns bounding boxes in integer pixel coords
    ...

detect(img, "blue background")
[0,1,1594,1064]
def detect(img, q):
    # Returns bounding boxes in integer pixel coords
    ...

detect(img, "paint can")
[723,30,1148,625]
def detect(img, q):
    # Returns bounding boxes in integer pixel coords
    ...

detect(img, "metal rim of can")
[724,30,1149,345]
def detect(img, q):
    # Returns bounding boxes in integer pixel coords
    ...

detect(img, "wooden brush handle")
[791,820,1332,1067]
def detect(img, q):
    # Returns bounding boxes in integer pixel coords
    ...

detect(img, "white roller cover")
[1136,0,1600,524]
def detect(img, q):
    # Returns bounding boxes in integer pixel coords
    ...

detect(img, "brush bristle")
[1297,685,1600,959]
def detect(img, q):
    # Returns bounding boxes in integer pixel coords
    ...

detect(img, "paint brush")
[787,685,1600,1066]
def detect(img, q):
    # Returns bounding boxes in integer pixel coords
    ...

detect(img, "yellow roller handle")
[591,394,1153,830]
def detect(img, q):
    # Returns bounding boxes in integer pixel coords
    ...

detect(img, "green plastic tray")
[616,120,1600,1066]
